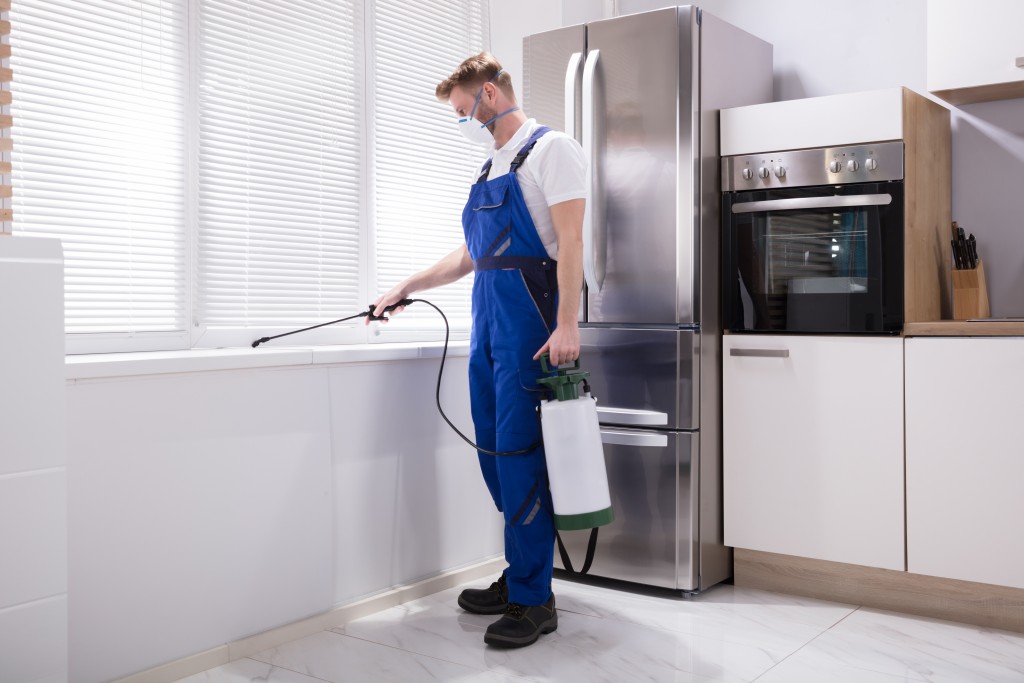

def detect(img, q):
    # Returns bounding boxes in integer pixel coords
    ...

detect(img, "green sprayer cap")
[537,352,590,401]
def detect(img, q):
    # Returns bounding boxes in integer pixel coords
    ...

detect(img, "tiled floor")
[176,577,1024,682]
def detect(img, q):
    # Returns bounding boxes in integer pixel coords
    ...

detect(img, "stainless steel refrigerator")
[523,6,772,593]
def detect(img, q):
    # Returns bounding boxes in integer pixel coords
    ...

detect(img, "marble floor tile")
[174,657,328,683]
[784,607,1024,683]
[249,630,532,683]
[174,577,1024,683]
[335,585,787,682]
[755,653,927,683]
[551,579,855,654]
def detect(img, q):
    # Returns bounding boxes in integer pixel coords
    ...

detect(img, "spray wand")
[251,298,414,347]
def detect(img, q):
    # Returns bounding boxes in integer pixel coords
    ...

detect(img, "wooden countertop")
[904,321,1024,336]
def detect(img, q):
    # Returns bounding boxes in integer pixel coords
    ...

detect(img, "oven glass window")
[723,183,904,334]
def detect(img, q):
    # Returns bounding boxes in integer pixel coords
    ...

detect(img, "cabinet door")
[928,0,1024,102]
[906,338,1024,589]
[723,335,905,570]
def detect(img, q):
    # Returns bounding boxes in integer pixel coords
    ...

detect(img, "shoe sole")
[457,595,508,615]
[483,616,558,648]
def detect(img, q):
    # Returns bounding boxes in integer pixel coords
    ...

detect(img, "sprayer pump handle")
[540,352,581,374]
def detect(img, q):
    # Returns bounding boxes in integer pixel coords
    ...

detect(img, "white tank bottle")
[537,356,614,531]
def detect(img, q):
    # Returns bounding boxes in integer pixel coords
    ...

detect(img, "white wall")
[949,98,1024,315]
[0,236,67,683]
[66,355,500,683]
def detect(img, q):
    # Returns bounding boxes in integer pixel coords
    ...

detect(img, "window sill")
[65,341,471,381]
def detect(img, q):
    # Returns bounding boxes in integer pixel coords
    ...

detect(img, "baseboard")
[113,556,505,683]
[734,548,1024,633]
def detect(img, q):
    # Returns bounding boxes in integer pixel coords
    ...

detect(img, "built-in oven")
[721,141,905,334]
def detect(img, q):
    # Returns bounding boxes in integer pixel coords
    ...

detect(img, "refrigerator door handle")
[581,48,605,292]
[563,51,583,139]
[731,194,893,214]
[596,406,669,426]
[600,429,669,448]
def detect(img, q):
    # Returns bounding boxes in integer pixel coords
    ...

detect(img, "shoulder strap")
[509,126,552,174]
[474,158,493,184]
[473,126,552,184]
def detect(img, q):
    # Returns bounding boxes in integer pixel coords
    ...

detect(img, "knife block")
[952,259,990,320]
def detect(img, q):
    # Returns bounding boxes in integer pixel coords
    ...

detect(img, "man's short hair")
[435,51,515,103]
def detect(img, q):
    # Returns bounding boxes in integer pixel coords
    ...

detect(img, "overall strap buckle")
[508,126,551,175]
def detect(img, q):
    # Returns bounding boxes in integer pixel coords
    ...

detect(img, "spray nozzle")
[365,298,414,321]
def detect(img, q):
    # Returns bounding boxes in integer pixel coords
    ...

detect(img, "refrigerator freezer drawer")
[554,427,698,591]
[579,326,698,430]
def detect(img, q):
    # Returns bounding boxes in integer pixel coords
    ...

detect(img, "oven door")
[722,182,904,334]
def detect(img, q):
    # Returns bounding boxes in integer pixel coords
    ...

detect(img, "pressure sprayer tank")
[537,355,614,531]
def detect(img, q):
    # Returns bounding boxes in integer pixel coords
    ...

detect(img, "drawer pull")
[595,406,669,426]
[730,348,790,358]
[600,429,669,448]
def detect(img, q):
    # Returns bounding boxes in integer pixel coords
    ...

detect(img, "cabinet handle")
[1017,57,1024,68]
[729,348,790,358]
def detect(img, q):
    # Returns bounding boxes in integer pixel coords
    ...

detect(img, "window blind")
[1,0,11,232]
[195,0,364,347]
[371,0,489,341]
[9,0,188,351]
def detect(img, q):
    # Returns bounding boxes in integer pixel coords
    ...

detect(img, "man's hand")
[367,283,410,325]
[367,245,473,325]
[534,323,580,366]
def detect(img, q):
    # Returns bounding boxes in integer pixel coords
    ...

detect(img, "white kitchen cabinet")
[723,335,905,570]
[905,337,1024,589]
[928,0,1024,104]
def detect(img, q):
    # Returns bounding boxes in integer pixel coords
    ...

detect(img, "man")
[370,52,586,648]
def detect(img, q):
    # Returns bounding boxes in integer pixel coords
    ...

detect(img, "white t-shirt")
[475,118,587,260]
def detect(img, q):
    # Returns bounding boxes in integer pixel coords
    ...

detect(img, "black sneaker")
[484,593,557,648]
[457,574,508,615]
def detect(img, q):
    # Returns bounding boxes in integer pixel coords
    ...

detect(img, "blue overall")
[463,127,557,607]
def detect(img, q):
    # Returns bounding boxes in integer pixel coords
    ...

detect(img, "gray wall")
[491,0,1024,316]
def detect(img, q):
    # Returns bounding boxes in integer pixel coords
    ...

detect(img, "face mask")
[456,69,520,146]
[457,112,496,146]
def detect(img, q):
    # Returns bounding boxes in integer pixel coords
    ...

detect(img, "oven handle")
[731,193,893,214]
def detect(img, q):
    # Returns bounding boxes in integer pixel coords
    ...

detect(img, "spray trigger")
[365,298,414,321]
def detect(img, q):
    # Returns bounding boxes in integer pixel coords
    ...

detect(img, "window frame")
[11,0,488,355]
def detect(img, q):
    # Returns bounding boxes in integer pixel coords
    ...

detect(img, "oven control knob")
[829,160,842,173]
[865,158,878,171]
[757,166,770,179]
[848,159,860,172]
[774,166,786,178]
[741,167,754,180]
